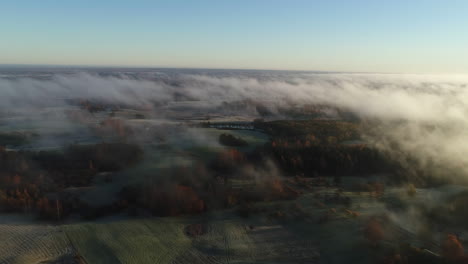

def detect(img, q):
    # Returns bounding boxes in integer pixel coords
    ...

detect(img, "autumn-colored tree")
[216,149,245,169]
[36,197,51,215]
[441,234,464,260]
[0,190,7,207]
[174,185,205,215]
[364,218,384,247]
[12,174,21,185]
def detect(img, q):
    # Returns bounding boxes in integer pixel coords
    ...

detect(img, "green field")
[62,214,319,264]
[1,182,465,264]
[0,211,319,264]
[64,218,191,264]
[0,215,73,264]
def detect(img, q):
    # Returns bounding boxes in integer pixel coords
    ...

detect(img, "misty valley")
[1,69,468,264]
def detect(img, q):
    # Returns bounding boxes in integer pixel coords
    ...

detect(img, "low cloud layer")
[2,72,467,121]
[1,71,468,181]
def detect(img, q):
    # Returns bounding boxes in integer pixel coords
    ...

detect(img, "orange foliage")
[364,218,384,246]
[174,185,205,215]
[12,174,21,185]
[270,179,285,193]
[141,183,206,216]
[441,234,464,260]
[219,149,244,164]
[344,209,360,217]
[263,179,300,200]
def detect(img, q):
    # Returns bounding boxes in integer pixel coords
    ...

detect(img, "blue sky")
[1,0,467,73]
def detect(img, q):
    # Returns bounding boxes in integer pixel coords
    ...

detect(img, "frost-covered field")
[1,183,467,264]
[0,213,319,264]
[62,215,319,264]
[0,216,73,264]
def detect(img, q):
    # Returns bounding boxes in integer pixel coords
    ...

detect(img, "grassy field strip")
[63,223,122,264]
[216,221,256,263]
[188,220,257,264]
[190,221,232,263]
[247,223,319,263]
[189,219,320,263]
[141,218,192,263]
[281,212,370,264]
[297,191,389,217]
[169,250,217,264]
[64,218,193,264]
[136,217,258,264]
[0,214,319,264]
[0,224,72,264]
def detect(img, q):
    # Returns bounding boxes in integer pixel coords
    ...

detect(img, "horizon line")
[1,63,466,76]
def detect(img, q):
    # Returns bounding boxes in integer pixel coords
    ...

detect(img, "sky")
[1,0,467,73]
